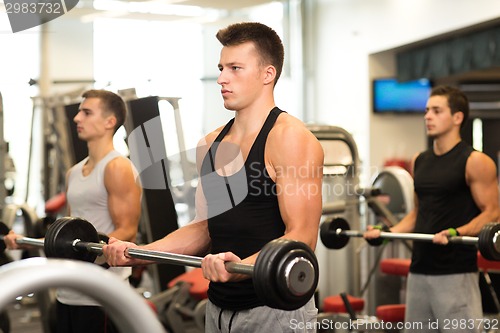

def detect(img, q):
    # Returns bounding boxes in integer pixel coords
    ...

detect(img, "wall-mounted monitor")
[373,78,432,114]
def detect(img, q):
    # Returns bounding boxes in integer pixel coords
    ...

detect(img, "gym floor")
[2,286,202,333]
[5,296,44,333]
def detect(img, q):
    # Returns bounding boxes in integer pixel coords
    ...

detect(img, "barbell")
[0,217,319,311]
[0,220,110,268]
[320,217,500,261]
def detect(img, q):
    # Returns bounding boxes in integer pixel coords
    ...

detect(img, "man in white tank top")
[4,89,142,333]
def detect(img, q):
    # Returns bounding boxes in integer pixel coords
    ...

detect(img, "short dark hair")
[82,89,126,133]
[430,85,469,129]
[216,22,285,86]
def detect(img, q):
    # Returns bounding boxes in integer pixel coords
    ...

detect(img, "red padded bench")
[167,268,209,301]
[323,294,365,313]
[376,304,406,322]
[45,192,66,215]
[380,258,411,277]
[376,258,411,323]
[477,252,500,272]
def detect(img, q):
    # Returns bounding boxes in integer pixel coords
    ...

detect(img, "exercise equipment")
[0,217,319,311]
[123,95,188,294]
[157,268,208,333]
[365,166,415,315]
[309,125,363,303]
[0,258,165,333]
[320,217,500,260]
[132,268,208,333]
[0,221,110,269]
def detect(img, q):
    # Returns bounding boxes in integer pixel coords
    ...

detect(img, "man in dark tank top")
[365,86,499,332]
[104,22,324,332]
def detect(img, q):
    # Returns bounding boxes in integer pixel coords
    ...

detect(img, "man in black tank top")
[104,22,324,332]
[365,86,499,332]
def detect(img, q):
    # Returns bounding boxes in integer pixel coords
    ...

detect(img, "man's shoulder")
[68,158,87,174]
[203,126,225,146]
[467,150,495,167]
[104,155,133,173]
[192,125,227,166]
[267,114,323,163]
[271,113,318,143]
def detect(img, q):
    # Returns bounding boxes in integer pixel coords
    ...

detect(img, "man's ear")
[263,65,276,86]
[105,115,117,130]
[453,111,464,127]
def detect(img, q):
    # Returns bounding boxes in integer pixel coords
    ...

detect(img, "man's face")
[217,42,267,111]
[424,95,461,138]
[74,97,109,141]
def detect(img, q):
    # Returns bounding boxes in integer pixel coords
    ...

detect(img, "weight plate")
[254,239,318,310]
[98,233,110,244]
[45,217,99,263]
[43,217,59,258]
[320,217,350,249]
[275,244,318,308]
[44,217,74,259]
[253,239,284,310]
[478,223,500,261]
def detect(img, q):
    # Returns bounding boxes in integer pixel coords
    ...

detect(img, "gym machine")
[0,258,166,333]
[315,166,416,331]
[364,166,415,315]
[308,125,363,305]
[322,166,416,320]
[0,92,43,333]
[120,93,194,295]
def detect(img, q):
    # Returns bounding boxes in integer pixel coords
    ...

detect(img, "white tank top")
[57,150,135,306]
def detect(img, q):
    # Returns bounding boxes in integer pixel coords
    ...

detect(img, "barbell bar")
[0,233,45,247]
[1,217,319,311]
[320,217,500,261]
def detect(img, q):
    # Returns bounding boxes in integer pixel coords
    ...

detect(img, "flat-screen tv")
[373,78,432,114]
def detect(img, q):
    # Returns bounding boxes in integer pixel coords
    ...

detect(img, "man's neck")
[86,139,114,165]
[433,134,461,156]
[232,99,276,136]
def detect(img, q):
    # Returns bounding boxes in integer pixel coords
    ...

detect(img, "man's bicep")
[468,154,499,212]
[106,161,142,221]
[191,182,208,223]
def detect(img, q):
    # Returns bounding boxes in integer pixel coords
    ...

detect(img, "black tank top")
[200,107,286,310]
[410,141,479,274]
